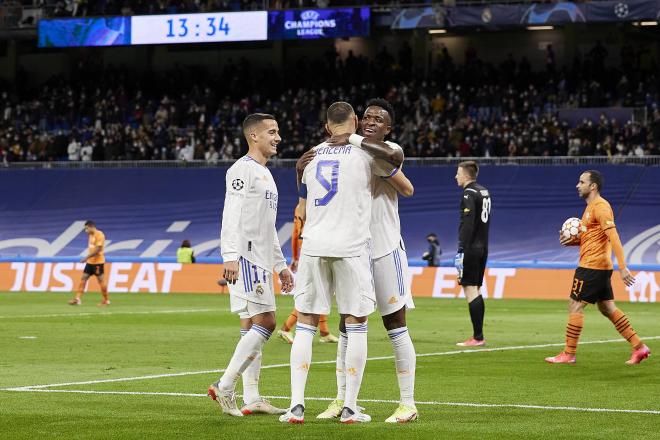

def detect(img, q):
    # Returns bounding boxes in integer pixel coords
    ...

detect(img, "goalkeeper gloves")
[454,251,464,278]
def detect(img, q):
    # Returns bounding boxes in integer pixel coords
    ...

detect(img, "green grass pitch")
[1,291,658,439]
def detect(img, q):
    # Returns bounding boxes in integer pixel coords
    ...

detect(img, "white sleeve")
[272,223,288,273]
[220,163,250,262]
[371,142,403,178]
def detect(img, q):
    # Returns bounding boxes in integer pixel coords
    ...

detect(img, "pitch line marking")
[6,336,659,391]
[4,389,659,416]
[0,308,220,320]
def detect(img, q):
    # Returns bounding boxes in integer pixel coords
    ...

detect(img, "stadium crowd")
[28,0,427,17]
[1,43,659,163]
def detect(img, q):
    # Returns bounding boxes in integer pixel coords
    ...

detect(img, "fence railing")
[2,156,660,170]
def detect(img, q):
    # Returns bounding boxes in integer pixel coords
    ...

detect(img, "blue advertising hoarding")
[267,7,370,40]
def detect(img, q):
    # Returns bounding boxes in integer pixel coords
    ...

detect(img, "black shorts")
[83,263,105,277]
[458,248,488,287]
[569,267,613,304]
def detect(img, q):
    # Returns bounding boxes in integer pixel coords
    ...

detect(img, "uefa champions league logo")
[614,3,629,19]
[300,10,320,21]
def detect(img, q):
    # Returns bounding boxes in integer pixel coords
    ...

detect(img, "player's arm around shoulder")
[385,167,414,197]
[335,133,403,168]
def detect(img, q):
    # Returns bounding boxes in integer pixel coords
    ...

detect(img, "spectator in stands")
[205,146,219,164]
[422,233,441,267]
[80,141,93,161]
[67,137,81,161]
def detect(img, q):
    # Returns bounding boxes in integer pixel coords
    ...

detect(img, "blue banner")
[392,0,660,29]
[38,17,131,48]
[268,7,370,40]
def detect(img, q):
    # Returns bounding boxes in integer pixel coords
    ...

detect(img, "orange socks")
[101,285,109,302]
[281,309,330,336]
[564,313,584,355]
[281,309,298,332]
[319,315,329,337]
[608,309,643,349]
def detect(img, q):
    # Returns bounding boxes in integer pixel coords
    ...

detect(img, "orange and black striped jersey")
[292,204,305,261]
[579,196,616,270]
[87,230,106,264]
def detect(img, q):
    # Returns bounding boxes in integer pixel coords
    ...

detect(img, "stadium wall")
[1,164,658,300]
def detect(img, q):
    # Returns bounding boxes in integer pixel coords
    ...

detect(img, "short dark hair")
[365,98,395,125]
[426,233,437,240]
[326,101,355,125]
[84,220,95,227]
[585,170,604,191]
[458,161,479,179]
[242,113,276,134]
[181,240,191,248]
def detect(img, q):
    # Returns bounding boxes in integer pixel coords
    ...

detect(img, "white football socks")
[218,324,271,392]
[335,331,348,401]
[240,328,262,405]
[289,323,316,409]
[387,326,416,406]
[344,322,368,412]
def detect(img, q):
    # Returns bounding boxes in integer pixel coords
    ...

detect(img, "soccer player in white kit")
[208,113,294,417]
[314,99,418,423]
[279,102,403,424]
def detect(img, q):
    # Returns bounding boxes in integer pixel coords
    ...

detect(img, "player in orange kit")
[277,204,338,344]
[68,220,110,306]
[545,170,650,365]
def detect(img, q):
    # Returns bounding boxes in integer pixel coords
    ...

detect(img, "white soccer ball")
[561,217,583,240]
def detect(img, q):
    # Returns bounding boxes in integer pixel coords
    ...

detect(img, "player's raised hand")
[279,268,294,293]
[619,267,636,287]
[327,133,351,146]
[296,149,316,175]
[223,260,239,284]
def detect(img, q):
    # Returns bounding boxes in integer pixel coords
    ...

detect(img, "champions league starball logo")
[284,10,337,37]
[614,2,629,19]
[301,10,319,20]
[231,179,244,190]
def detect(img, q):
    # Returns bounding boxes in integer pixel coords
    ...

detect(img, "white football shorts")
[294,244,376,317]
[373,245,415,317]
[228,257,276,318]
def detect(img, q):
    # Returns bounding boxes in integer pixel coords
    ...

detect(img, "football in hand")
[561,217,583,240]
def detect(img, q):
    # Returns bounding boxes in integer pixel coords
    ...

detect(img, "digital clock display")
[131,11,267,44]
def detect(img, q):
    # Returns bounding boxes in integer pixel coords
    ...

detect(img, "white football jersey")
[220,155,287,273]
[371,141,404,259]
[301,142,394,257]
